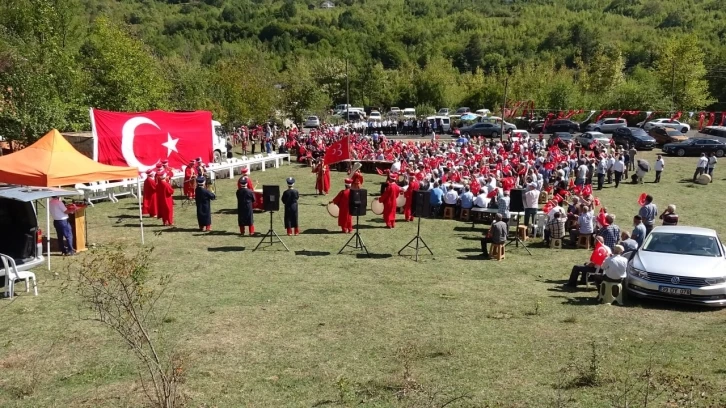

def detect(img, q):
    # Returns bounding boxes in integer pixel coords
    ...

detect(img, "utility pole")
[346,58,350,124]
[500,77,508,140]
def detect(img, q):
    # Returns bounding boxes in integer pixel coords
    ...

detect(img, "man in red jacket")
[379,173,401,228]
[403,170,419,221]
[183,160,196,199]
[156,174,174,226]
[142,169,157,218]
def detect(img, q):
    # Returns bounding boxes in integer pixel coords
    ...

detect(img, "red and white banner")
[323,136,351,165]
[91,109,213,170]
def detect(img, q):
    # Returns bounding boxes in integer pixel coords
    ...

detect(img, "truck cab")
[211,121,228,163]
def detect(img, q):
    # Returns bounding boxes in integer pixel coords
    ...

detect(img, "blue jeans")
[265,142,272,154]
[53,219,74,254]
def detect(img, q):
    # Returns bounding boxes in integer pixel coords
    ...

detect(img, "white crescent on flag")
[122,117,160,171]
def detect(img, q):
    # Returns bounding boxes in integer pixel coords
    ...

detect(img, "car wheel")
[491,131,498,138]
[716,149,724,157]
[677,148,686,157]
[594,128,601,132]
[681,127,688,134]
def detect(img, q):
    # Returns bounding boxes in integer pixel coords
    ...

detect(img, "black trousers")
[597,173,604,190]
[524,208,537,226]
[480,237,505,256]
[693,167,705,181]
[655,170,661,183]
[645,224,653,236]
[568,265,597,286]
[614,171,622,188]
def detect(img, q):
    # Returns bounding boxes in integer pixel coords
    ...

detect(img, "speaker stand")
[505,213,532,255]
[338,215,369,256]
[398,216,433,261]
[253,212,289,252]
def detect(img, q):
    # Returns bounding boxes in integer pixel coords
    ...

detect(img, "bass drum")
[371,198,384,215]
[396,194,406,207]
[326,202,339,218]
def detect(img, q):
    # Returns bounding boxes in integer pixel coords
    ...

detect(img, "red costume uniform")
[351,170,364,190]
[379,178,401,228]
[156,178,175,226]
[313,161,331,195]
[403,178,419,221]
[183,163,196,199]
[332,185,353,233]
[142,172,157,217]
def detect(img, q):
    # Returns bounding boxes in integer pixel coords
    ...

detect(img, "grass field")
[1,147,726,408]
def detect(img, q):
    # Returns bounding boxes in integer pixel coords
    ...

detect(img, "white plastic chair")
[0,254,38,299]
[535,214,547,238]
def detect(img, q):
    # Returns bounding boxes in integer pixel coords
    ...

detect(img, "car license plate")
[659,286,691,296]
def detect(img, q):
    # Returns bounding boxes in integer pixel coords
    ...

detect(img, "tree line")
[1,0,723,143]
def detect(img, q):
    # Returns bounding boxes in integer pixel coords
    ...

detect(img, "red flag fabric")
[91,109,213,170]
[671,111,682,121]
[638,193,647,206]
[593,197,601,207]
[582,184,592,196]
[486,189,498,198]
[323,136,351,165]
[698,112,706,130]
[707,112,715,127]
[596,212,609,227]
[590,241,611,266]
[721,112,726,127]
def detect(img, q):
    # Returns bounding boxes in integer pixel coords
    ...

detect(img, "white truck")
[211,120,228,162]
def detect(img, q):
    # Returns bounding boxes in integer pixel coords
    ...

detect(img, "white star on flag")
[161,133,179,157]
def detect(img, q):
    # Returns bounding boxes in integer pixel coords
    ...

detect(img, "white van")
[211,120,228,162]
[427,116,451,133]
[402,108,416,118]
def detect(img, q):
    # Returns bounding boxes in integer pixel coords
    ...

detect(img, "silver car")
[626,226,726,307]
[586,118,627,133]
[576,131,610,147]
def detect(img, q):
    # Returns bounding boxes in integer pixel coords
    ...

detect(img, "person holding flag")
[312,157,331,195]
[565,236,611,288]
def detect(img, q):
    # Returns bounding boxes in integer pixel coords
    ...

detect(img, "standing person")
[313,158,331,195]
[157,174,174,226]
[251,131,258,154]
[627,145,637,171]
[654,154,664,183]
[351,164,365,190]
[596,157,607,190]
[49,196,76,256]
[523,184,540,231]
[281,177,300,236]
[379,173,402,228]
[611,155,624,188]
[575,159,588,188]
[236,177,255,235]
[142,169,157,218]
[183,160,196,199]
[497,190,511,224]
[707,152,717,182]
[403,171,419,221]
[693,153,708,181]
[331,178,353,233]
[638,195,657,235]
[194,176,216,231]
[632,215,647,248]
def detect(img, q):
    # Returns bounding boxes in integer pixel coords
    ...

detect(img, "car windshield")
[630,128,648,137]
[642,233,723,257]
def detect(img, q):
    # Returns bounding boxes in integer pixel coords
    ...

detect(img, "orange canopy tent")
[0,130,145,269]
[0,129,138,186]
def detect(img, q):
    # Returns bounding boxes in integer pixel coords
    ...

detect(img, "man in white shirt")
[654,154,664,183]
[707,152,717,182]
[443,184,459,206]
[522,184,540,230]
[473,191,489,208]
[49,196,76,256]
[390,158,401,174]
[693,153,708,181]
[575,160,588,187]
[570,206,594,246]
[592,245,628,286]
[611,155,625,188]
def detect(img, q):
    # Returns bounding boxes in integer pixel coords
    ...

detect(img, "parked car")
[638,118,690,133]
[427,116,451,133]
[341,112,363,121]
[510,129,529,142]
[612,127,656,150]
[402,108,416,118]
[455,107,471,115]
[626,226,726,307]
[479,116,517,131]
[304,116,320,128]
[662,138,726,157]
[550,132,575,148]
[0,186,79,273]
[698,126,726,139]
[532,119,580,134]
[586,118,627,133]
[459,122,510,138]
[437,108,450,116]
[576,131,610,147]
[648,126,688,145]
[475,108,491,116]
[368,111,382,121]
[389,107,401,116]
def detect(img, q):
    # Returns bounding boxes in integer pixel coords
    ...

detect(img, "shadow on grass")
[551,295,598,306]
[193,230,240,237]
[453,226,477,232]
[456,248,481,253]
[294,250,331,256]
[301,229,336,235]
[457,254,487,261]
[207,246,245,252]
[215,208,238,214]
[354,253,392,259]
[107,214,139,220]
[161,227,204,233]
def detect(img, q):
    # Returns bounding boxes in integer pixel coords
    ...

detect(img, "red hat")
[155,163,162,169]
[241,167,249,174]
[344,178,353,184]
[388,173,397,180]
[162,160,169,165]
[145,169,153,174]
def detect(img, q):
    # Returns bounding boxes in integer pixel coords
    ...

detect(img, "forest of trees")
[1,0,725,142]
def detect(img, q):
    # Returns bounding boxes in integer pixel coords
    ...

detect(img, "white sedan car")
[576,131,610,148]
[638,118,690,133]
[368,111,381,121]
[304,116,320,128]
[626,226,726,307]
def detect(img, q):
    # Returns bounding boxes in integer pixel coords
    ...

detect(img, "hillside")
[1,0,725,141]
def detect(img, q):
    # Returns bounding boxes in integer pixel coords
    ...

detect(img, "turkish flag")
[590,241,611,266]
[323,136,350,166]
[638,192,647,206]
[91,109,213,170]
[582,184,592,196]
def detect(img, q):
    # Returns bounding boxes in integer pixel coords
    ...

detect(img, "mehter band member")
[281,177,300,236]
[194,176,216,231]
[236,176,256,235]
[331,178,353,233]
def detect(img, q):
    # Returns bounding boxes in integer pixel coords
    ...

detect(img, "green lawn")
[1,148,725,407]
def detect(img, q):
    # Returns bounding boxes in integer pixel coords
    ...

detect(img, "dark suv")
[532,119,580,134]
[612,127,656,150]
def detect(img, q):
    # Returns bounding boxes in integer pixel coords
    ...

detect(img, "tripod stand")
[253,212,289,252]
[398,216,433,261]
[179,181,195,208]
[338,215,369,255]
[505,213,532,255]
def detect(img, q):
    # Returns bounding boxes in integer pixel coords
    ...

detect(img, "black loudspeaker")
[509,188,525,212]
[349,189,367,216]
[414,190,431,218]
[262,185,280,212]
